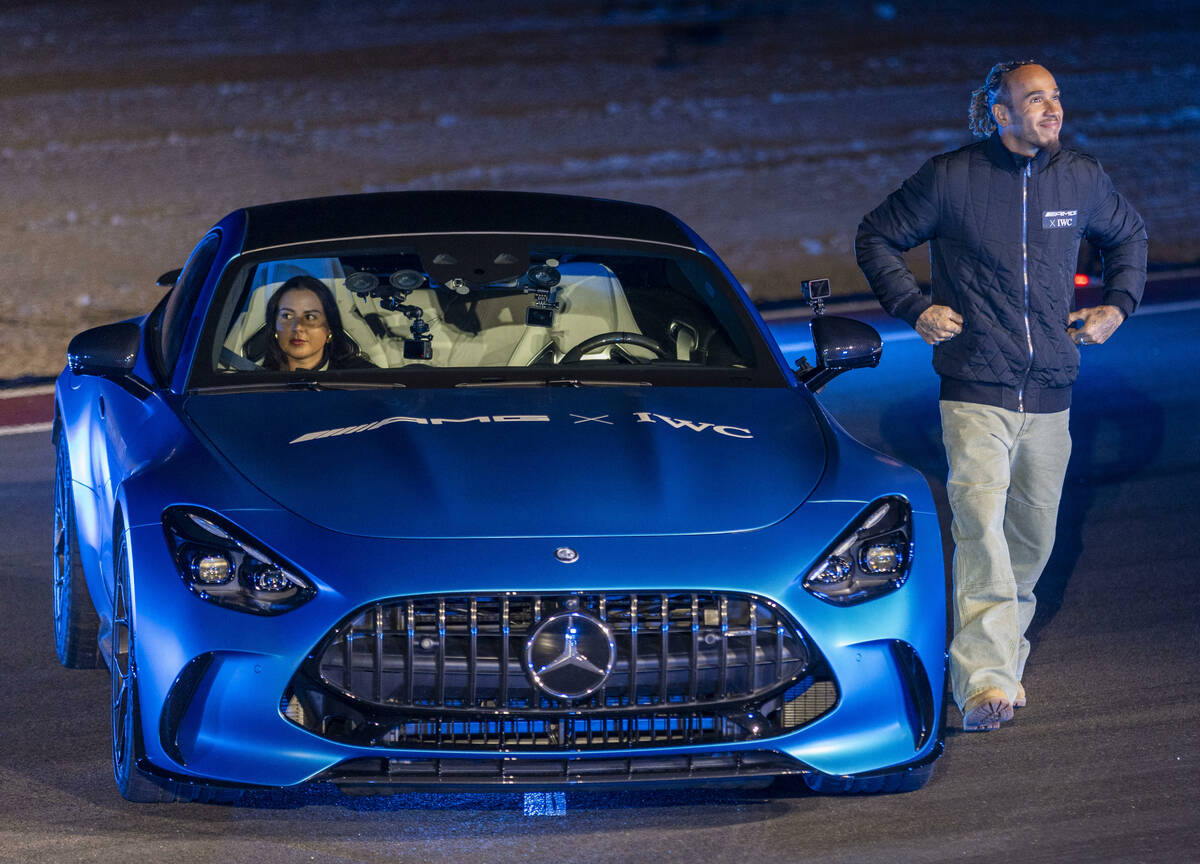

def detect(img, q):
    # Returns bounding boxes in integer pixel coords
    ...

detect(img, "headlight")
[802,496,914,605]
[163,507,316,615]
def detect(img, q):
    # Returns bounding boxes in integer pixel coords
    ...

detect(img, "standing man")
[855,61,1147,732]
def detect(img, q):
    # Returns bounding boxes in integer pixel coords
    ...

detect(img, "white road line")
[0,422,53,437]
[0,384,55,399]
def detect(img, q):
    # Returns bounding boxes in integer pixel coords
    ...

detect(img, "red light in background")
[1073,274,1090,287]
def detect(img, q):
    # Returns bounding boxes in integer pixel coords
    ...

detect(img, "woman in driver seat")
[263,275,374,371]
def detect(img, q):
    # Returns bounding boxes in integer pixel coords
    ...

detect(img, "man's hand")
[915,305,964,345]
[1068,304,1125,345]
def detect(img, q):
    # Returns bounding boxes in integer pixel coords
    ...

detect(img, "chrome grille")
[287,592,836,750]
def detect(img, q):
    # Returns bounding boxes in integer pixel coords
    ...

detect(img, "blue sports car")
[53,191,945,802]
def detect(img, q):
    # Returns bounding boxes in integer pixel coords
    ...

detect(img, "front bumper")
[124,496,945,790]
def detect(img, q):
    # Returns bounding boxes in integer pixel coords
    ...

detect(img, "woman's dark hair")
[263,274,364,370]
[969,59,1038,138]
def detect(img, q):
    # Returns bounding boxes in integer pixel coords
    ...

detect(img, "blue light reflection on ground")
[523,791,568,816]
[237,782,763,815]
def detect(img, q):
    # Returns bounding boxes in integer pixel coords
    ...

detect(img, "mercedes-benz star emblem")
[525,611,616,700]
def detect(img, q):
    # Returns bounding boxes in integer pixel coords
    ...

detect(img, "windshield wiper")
[454,378,651,388]
[193,378,405,394]
[301,379,407,390]
[547,378,651,387]
[453,378,543,388]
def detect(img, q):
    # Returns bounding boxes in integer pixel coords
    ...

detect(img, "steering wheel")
[559,331,671,364]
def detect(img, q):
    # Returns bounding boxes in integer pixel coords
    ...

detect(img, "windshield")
[193,235,782,387]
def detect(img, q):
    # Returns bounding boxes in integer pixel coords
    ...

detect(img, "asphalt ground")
[0,295,1197,863]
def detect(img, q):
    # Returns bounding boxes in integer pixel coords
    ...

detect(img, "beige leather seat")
[546,262,646,361]
[221,259,387,368]
[423,262,646,366]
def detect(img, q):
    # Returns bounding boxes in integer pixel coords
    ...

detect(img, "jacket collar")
[985,131,1058,173]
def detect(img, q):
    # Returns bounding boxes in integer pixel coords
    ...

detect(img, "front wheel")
[111,534,236,803]
[53,432,100,669]
[111,533,177,802]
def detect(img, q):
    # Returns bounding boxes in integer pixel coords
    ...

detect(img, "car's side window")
[156,232,221,381]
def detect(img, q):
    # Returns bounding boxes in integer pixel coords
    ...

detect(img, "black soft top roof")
[238,190,697,252]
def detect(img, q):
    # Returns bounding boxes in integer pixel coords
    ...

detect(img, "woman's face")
[274,288,330,370]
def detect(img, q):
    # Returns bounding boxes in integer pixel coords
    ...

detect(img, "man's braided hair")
[969,59,1039,138]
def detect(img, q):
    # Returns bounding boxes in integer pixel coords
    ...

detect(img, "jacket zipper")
[1019,162,1034,412]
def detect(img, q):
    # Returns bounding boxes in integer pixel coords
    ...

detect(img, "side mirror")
[798,316,882,392]
[67,322,142,377]
[812,315,882,369]
[157,268,182,287]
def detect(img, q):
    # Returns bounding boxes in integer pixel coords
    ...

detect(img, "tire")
[110,533,242,804]
[53,432,100,669]
[111,532,177,802]
[803,761,934,795]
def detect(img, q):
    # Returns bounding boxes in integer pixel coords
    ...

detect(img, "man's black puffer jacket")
[856,133,1147,413]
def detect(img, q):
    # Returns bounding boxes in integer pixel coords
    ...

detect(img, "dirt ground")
[2,0,1197,380]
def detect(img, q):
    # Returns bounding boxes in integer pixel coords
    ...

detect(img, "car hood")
[184,386,828,539]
